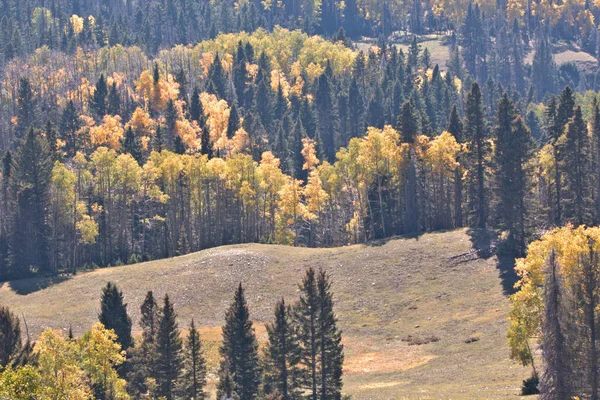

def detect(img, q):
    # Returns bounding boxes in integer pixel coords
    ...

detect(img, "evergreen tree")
[45,121,58,160]
[180,319,207,400]
[398,100,420,234]
[494,94,531,255]
[264,298,301,400]
[98,281,133,350]
[190,87,204,124]
[9,129,53,277]
[448,104,464,228]
[295,268,319,400]
[164,99,178,151]
[315,71,339,163]
[90,74,108,118]
[227,104,240,139]
[532,32,557,101]
[127,290,160,396]
[316,269,344,400]
[155,294,183,400]
[15,78,35,138]
[208,53,227,99]
[122,126,142,164]
[107,81,121,115]
[347,77,365,140]
[563,106,591,226]
[294,268,344,400]
[60,100,80,157]
[540,250,573,399]
[592,99,600,221]
[219,283,261,400]
[464,82,488,228]
[0,305,22,368]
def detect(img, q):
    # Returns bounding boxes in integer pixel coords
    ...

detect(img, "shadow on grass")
[365,231,422,247]
[467,228,518,295]
[7,274,71,295]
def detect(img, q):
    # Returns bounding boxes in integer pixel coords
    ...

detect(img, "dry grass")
[0,229,530,399]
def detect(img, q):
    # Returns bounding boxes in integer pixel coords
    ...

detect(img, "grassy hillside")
[0,229,530,399]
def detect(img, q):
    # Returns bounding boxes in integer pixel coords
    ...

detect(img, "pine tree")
[127,290,160,396]
[45,121,58,160]
[98,281,133,350]
[532,32,556,101]
[164,99,178,152]
[347,77,365,140]
[398,100,420,235]
[90,74,108,118]
[9,129,53,277]
[563,105,591,226]
[464,82,488,228]
[190,87,204,124]
[227,104,240,139]
[295,268,319,400]
[294,268,344,400]
[219,283,261,400]
[494,94,531,255]
[122,126,142,164]
[217,368,239,400]
[592,99,600,222]
[540,250,573,399]
[264,298,301,400]
[448,104,464,227]
[316,269,344,400]
[60,100,80,157]
[545,97,563,225]
[180,319,207,400]
[15,78,35,138]
[208,53,227,99]
[315,71,339,163]
[0,305,22,368]
[107,81,121,115]
[155,294,183,400]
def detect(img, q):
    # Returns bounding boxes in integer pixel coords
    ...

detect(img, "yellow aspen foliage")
[271,70,291,96]
[90,115,124,150]
[424,131,461,174]
[70,14,84,35]
[77,214,99,245]
[200,53,215,77]
[304,169,329,220]
[37,329,92,400]
[126,107,155,150]
[277,177,306,234]
[200,92,230,148]
[258,152,287,220]
[115,153,142,200]
[357,126,403,183]
[301,137,319,171]
[135,70,179,113]
[0,365,42,399]
[508,225,600,366]
[226,153,258,206]
[230,127,251,155]
[78,323,129,400]
[507,0,526,20]
[246,63,259,80]
[175,119,201,150]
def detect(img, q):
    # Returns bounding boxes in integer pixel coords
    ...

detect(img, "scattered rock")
[464,337,480,344]
[402,334,440,345]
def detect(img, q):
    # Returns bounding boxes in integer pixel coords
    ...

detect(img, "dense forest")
[5,0,600,397]
[3,22,600,278]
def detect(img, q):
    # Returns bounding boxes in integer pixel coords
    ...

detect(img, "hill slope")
[0,229,529,399]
